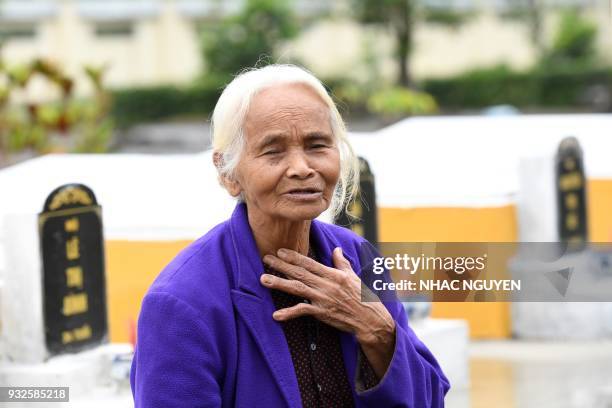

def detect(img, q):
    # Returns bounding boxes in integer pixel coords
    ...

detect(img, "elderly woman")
[130,64,450,407]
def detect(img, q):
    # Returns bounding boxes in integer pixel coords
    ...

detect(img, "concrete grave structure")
[511,136,612,339]
[4,113,612,396]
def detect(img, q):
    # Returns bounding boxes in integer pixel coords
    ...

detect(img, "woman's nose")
[285,150,314,179]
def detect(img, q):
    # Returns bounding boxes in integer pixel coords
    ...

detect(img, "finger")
[332,247,353,273]
[276,248,334,278]
[273,302,318,321]
[260,273,320,300]
[263,254,326,287]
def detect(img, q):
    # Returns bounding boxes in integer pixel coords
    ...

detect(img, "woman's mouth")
[284,189,323,201]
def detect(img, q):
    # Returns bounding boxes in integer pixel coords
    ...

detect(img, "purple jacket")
[130,202,450,407]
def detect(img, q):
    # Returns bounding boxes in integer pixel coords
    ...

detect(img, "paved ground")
[53,339,612,407]
[447,340,612,408]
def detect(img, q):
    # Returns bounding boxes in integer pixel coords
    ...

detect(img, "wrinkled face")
[229,83,340,222]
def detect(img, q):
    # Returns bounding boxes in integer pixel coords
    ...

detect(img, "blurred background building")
[1,0,611,97]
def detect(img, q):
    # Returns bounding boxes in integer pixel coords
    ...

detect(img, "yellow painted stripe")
[588,179,612,242]
[379,205,517,339]
[105,240,191,343]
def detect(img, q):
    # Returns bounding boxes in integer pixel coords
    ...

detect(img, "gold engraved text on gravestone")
[66,236,80,260]
[565,193,578,210]
[559,172,582,191]
[49,187,93,211]
[66,266,83,288]
[62,324,92,344]
[64,217,79,232]
[566,213,579,231]
[62,293,88,316]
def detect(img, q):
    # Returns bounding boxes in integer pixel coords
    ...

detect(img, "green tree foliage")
[352,0,415,87]
[201,0,298,78]
[422,7,474,29]
[545,10,598,66]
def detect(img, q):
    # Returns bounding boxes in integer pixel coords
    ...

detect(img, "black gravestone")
[555,137,588,251]
[334,157,379,248]
[38,183,108,356]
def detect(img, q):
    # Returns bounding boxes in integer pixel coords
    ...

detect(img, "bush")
[367,87,438,119]
[421,64,612,110]
[0,59,113,157]
[320,76,369,117]
[109,63,612,129]
[110,78,225,128]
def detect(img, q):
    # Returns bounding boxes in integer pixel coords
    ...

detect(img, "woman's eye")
[263,150,279,155]
[311,144,327,149]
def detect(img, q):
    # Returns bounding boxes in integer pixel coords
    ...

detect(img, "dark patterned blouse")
[264,244,379,408]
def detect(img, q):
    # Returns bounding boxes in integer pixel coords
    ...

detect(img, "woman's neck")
[246,204,311,258]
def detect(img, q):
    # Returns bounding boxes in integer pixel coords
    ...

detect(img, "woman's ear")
[213,151,242,197]
[212,151,224,172]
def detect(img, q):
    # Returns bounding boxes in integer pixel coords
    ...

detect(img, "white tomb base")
[412,318,470,391]
[0,343,133,407]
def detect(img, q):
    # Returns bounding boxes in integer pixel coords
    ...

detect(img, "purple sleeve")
[130,292,223,407]
[354,300,451,407]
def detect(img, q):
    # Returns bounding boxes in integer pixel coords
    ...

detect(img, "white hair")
[211,64,359,220]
